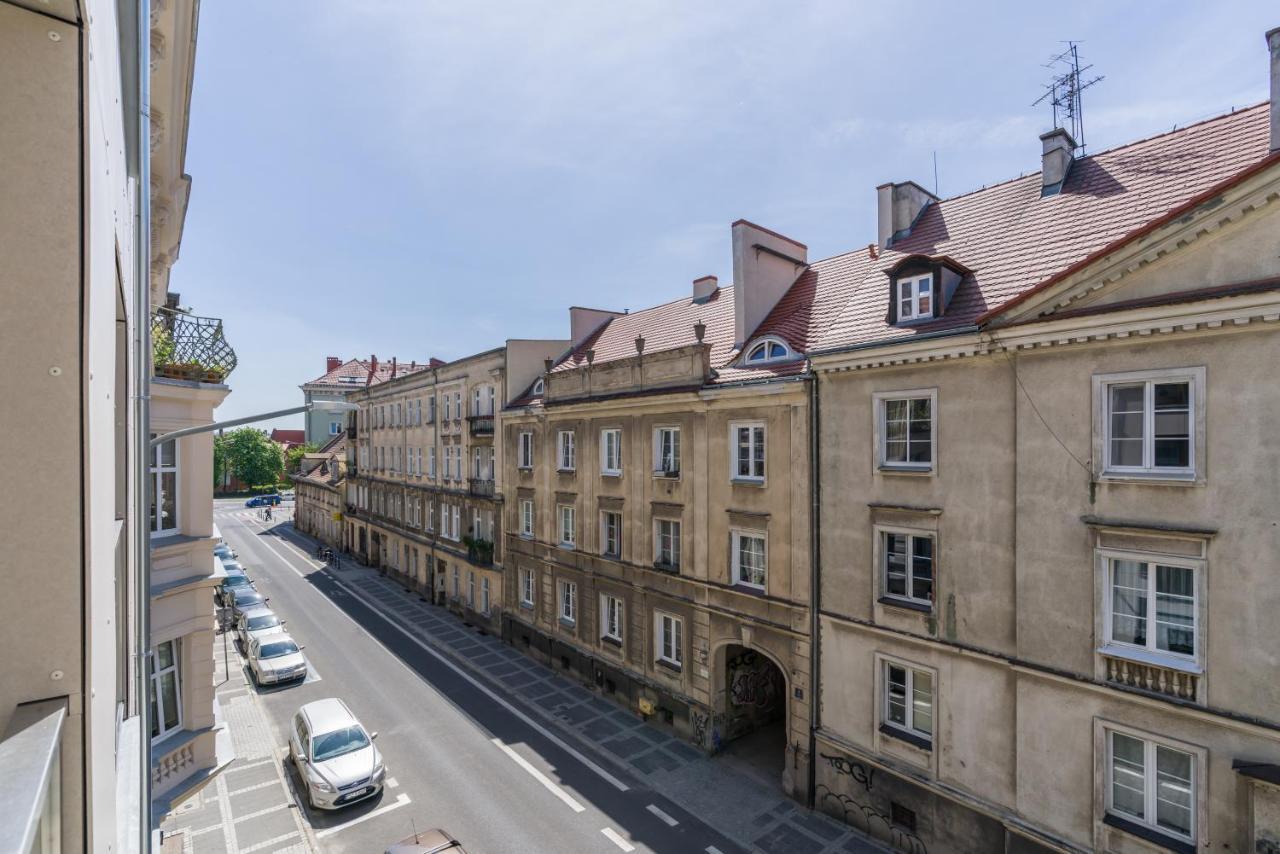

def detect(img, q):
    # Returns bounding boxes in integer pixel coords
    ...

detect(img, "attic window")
[743,337,792,365]
[897,274,933,321]
[531,378,545,396]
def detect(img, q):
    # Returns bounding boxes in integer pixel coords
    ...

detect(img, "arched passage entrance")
[714,643,788,786]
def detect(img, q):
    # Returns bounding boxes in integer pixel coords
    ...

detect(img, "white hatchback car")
[246,632,307,686]
[290,698,385,810]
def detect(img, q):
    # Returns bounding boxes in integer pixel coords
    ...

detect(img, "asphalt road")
[214,500,747,854]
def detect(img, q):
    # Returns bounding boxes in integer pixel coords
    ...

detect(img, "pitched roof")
[269,429,306,447]
[302,357,432,389]
[752,102,1276,354]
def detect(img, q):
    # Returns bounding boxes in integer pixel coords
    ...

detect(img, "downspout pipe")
[806,369,821,809]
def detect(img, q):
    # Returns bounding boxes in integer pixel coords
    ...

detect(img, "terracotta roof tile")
[303,357,430,389]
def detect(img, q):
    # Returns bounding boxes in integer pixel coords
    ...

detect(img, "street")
[161,499,882,854]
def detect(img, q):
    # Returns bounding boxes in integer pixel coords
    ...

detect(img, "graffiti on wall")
[816,785,928,854]
[820,753,875,792]
[728,649,781,709]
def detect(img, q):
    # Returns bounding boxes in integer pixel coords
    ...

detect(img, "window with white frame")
[559,580,576,623]
[600,594,622,643]
[732,531,767,590]
[481,577,490,614]
[443,394,452,421]
[732,423,765,482]
[744,337,791,364]
[882,530,934,607]
[601,428,622,475]
[1107,729,1195,843]
[520,568,535,606]
[601,510,621,559]
[897,273,934,321]
[518,431,534,469]
[149,435,179,536]
[1100,371,1199,477]
[883,660,933,745]
[451,505,460,540]
[428,447,437,479]
[1106,557,1196,659]
[654,518,681,570]
[558,430,576,471]
[149,640,182,740]
[558,504,576,547]
[655,612,682,668]
[654,427,680,476]
[329,420,341,435]
[877,392,934,469]
[520,500,534,537]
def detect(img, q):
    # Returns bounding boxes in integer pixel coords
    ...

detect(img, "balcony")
[469,478,495,498]
[465,537,495,567]
[152,307,237,383]
[0,699,65,854]
[468,415,495,436]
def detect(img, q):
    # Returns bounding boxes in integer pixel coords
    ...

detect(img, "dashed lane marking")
[647,804,679,827]
[601,828,635,852]
[492,737,585,813]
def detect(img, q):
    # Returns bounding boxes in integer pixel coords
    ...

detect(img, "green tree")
[213,432,228,488]
[286,442,321,473]
[221,427,284,488]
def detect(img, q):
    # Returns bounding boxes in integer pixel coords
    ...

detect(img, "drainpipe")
[806,370,821,809]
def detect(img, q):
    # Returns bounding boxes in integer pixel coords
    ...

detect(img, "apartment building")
[293,433,348,548]
[501,222,818,798]
[799,38,1280,854]
[300,355,434,446]
[345,343,561,632]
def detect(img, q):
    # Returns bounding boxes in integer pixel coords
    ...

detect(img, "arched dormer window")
[742,337,793,365]
[531,378,545,396]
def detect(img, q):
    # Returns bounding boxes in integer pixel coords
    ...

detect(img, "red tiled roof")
[270,429,305,447]
[303,357,430,389]
[753,103,1275,354]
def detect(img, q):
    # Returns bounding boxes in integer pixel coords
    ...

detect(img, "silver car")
[236,607,285,648]
[246,632,307,686]
[290,698,385,810]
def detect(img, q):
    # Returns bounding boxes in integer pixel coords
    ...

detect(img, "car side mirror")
[370,731,378,740]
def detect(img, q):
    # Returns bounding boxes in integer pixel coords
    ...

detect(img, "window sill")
[519,601,534,611]
[557,468,576,475]
[877,464,933,476]
[558,543,576,551]
[558,617,576,629]
[878,596,932,614]
[601,551,621,561]
[1097,645,1202,674]
[652,471,682,481]
[730,477,766,487]
[656,658,682,674]
[519,533,534,540]
[1098,470,1198,486]
[517,466,533,473]
[879,723,932,751]
[1102,813,1195,854]
[653,562,680,574]
[601,471,622,478]
[733,582,766,596]
[601,635,623,649]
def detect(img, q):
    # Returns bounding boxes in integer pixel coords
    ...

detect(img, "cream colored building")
[798,40,1280,854]
[294,433,347,548]
[501,221,817,797]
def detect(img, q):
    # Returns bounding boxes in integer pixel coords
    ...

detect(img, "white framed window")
[452,565,459,599]
[731,422,766,482]
[518,431,534,469]
[600,594,623,643]
[329,420,341,435]
[882,659,933,746]
[519,568,535,606]
[451,506,460,540]
[427,396,436,423]
[743,337,791,364]
[558,504,576,548]
[881,529,934,607]
[532,378,545,396]
[897,273,933,321]
[149,435,179,536]
[1104,554,1197,661]
[559,580,577,624]
[654,518,681,570]
[875,390,935,471]
[1106,729,1196,844]
[655,612,682,668]
[601,428,622,476]
[732,530,767,590]
[428,447,437,478]
[481,577,490,614]
[653,427,681,476]
[1097,368,1202,479]
[443,394,452,421]
[600,510,621,559]
[558,430,576,472]
[520,500,534,537]
[149,639,182,740]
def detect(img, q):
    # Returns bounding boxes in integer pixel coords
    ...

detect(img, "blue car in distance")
[246,494,282,507]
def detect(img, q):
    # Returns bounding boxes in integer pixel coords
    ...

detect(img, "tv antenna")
[1032,41,1104,152]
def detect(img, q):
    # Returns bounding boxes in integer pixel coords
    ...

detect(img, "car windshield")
[234,591,263,605]
[257,640,299,659]
[246,614,279,630]
[226,575,251,587]
[311,726,370,762]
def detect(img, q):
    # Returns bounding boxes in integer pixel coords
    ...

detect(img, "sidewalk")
[282,524,886,854]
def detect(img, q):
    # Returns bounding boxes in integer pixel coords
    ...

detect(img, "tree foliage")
[286,442,321,473]
[218,428,284,487]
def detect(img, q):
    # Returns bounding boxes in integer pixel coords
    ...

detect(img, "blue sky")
[177,1,1276,433]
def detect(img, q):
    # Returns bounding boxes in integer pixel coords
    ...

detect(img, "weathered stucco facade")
[293,434,347,548]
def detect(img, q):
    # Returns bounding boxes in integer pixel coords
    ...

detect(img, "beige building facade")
[293,433,347,548]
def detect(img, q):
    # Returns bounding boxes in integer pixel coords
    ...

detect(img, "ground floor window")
[559,580,577,624]
[655,612,682,668]
[150,639,182,741]
[600,594,623,643]
[481,577,491,614]
[520,568,535,606]
[1108,730,1195,842]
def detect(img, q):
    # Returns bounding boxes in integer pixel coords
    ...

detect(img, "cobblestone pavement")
[160,623,316,854]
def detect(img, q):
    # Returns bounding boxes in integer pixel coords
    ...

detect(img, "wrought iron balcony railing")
[468,415,495,436]
[469,478,495,498]
[152,306,238,383]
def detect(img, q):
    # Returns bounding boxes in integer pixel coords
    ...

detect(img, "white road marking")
[314,792,411,839]
[601,828,635,852]
[242,516,632,793]
[385,776,399,789]
[706,847,725,854]
[491,737,585,813]
[647,804,679,826]
[225,779,281,797]
[237,831,301,853]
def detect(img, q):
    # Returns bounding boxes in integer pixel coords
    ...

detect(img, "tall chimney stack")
[692,275,718,302]
[1268,27,1280,151]
[326,356,342,373]
[1040,128,1077,196]
[876,182,938,248]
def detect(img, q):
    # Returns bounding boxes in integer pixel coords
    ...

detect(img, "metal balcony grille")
[152,307,238,382]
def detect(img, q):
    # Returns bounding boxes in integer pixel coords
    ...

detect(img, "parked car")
[227,586,268,620]
[214,543,237,560]
[236,606,284,647]
[280,490,295,501]
[245,494,282,507]
[247,632,307,686]
[219,558,246,576]
[289,698,385,811]
[217,573,255,608]
[385,829,467,854]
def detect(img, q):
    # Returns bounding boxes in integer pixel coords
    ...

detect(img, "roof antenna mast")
[1032,41,1104,152]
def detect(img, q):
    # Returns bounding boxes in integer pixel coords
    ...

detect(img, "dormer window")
[898,274,933,321]
[531,378,544,396]
[742,337,792,365]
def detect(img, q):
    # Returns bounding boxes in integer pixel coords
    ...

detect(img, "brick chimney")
[1040,128,1077,197]
[876,181,938,248]
[692,275,718,302]
[326,356,342,373]
[1268,26,1280,151]
[390,357,397,379]
[730,220,807,347]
